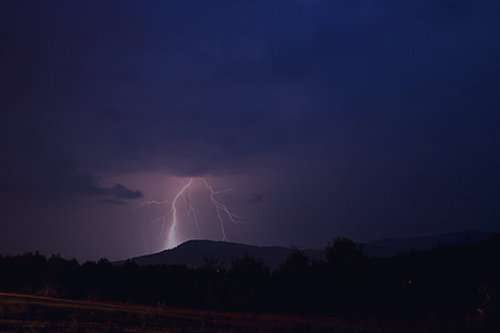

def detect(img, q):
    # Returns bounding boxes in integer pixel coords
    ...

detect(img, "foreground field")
[0,292,492,332]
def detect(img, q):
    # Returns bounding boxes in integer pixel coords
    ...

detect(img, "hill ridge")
[119,230,493,268]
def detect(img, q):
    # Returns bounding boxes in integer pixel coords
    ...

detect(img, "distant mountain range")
[120,231,493,269]
[368,230,491,252]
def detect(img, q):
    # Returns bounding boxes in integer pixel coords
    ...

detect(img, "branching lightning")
[135,177,245,250]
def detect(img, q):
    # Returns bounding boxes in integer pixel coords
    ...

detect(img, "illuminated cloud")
[100,199,127,205]
[71,171,142,199]
[0,0,499,260]
[247,193,264,204]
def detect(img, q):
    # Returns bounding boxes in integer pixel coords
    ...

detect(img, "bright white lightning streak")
[136,177,245,250]
[200,178,243,242]
[166,178,194,249]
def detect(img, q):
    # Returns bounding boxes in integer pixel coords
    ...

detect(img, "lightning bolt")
[136,177,245,250]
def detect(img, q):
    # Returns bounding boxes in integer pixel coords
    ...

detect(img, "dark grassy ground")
[0,292,493,332]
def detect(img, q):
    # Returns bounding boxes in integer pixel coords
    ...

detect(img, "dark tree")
[326,236,365,266]
[277,246,310,278]
[227,253,270,311]
[273,247,312,314]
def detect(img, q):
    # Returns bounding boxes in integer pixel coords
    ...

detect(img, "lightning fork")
[136,177,246,250]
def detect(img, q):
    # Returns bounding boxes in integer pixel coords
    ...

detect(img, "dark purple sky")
[1,0,499,261]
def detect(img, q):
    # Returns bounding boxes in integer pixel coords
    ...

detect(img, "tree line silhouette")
[0,234,499,320]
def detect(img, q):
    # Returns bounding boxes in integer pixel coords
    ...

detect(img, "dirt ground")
[0,292,494,332]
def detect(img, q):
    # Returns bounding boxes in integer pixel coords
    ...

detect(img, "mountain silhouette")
[119,231,492,268]
[119,240,308,269]
[119,239,397,269]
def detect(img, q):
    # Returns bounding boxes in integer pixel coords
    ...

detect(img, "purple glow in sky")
[1,0,499,261]
[135,177,248,251]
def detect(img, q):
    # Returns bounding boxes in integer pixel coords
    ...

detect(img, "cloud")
[71,171,142,199]
[99,108,132,123]
[109,184,142,199]
[100,199,126,205]
[2,0,497,182]
[247,193,264,204]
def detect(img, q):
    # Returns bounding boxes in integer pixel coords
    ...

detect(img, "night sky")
[1,1,499,261]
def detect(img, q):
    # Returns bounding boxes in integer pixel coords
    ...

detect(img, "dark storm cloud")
[429,0,491,22]
[247,193,264,204]
[1,0,498,181]
[99,108,132,123]
[1,0,499,259]
[71,171,142,199]
[100,199,127,206]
